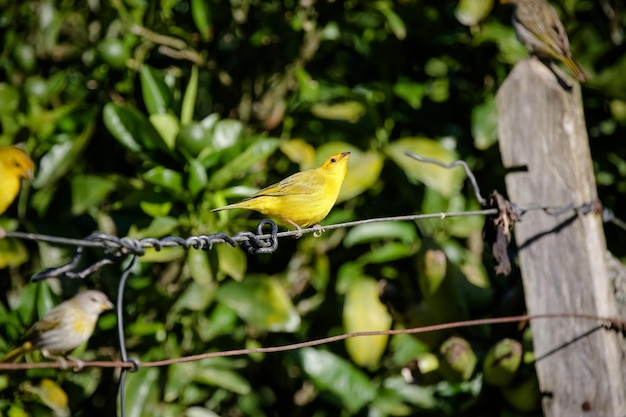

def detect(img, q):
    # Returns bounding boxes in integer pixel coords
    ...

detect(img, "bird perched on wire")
[0,146,34,216]
[212,152,351,237]
[1,290,113,368]
[501,0,588,82]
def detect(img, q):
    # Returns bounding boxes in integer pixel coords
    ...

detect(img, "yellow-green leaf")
[386,137,465,197]
[216,276,300,332]
[343,276,392,368]
[216,244,247,281]
[150,113,180,150]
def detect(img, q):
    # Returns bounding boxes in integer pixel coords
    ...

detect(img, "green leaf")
[212,119,243,150]
[46,70,68,100]
[216,276,300,332]
[141,246,186,263]
[181,66,199,125]
[280,138,317,169]
[199,303,238,341]
[177,121,214,157]
[128,320,167,338]
[124,367,161,417]
[70,175,115,215]
[193,362,251,395]
[216,244,247,281]
[186,407,220,417]
[143,166,184,193]
[104,102,170,159]
[393,79,426,110]
[386,137,466,197]
[373,1,406,40]
[299,348,376,413]
[0,83,20,114]
[209,138,280,189]
[150,113,179,150]
[340,151,384,202]
[455,0,494,26]
[188,158,208,198]
[294,68,319,103]
[383,376,439,409]
[186,249,215,287]
[171,280,215,312]
[33,120,95,189]
[344,222,417,247]
[191,0,212,41]
[129,216,179,239]
[356,241,416,264]
[472,94,499,150]
[0,238,29,269]
[310,101,366,123]
[139,200,174,218]
[343,276,392,368]
[140,66,173,115]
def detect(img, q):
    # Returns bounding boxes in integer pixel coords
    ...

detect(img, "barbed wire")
[1,203,601,283]
[1,152,623,417]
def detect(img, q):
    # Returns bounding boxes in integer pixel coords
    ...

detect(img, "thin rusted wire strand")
[0,312,622,370]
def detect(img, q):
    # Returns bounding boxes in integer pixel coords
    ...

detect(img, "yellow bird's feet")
[312,224,325,237]
[287,220,304,239]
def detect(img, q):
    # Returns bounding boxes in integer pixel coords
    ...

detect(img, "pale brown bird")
[502,0,588,82]
[1,290,113,367]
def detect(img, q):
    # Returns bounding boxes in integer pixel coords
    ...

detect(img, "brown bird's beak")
[341,152,351,158]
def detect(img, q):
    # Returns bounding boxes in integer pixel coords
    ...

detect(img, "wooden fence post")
[497,58,626,417]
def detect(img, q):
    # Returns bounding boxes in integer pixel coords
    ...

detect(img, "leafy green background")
[0,0,624,416]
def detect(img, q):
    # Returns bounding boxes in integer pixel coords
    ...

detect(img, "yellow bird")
[212,152,351,235]
[1,290,113,367]
[0,146,34,215]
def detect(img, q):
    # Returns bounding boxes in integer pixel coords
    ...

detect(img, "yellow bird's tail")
[211,202,247,212]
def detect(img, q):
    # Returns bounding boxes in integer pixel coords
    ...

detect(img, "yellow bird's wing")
[250,170,324,198]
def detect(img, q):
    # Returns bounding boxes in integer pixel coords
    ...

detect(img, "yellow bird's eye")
[330,158,337,163]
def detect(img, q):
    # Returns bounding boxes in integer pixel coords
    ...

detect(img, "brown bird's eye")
[330,158,337,163]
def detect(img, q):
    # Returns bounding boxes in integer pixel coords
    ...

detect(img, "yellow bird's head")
[319,152,350,177]
[0,147,34,180]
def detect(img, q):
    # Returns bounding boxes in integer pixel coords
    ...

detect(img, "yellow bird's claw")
[312,224,325,238]
[287,220,303,239]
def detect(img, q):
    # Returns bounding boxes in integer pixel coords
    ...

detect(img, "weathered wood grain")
[497,58,626,417]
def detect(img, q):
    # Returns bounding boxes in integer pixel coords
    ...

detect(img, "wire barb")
[28,221,281,282]
[482,191,520,276]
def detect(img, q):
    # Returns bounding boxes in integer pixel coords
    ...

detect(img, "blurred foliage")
[0,0,624,416]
